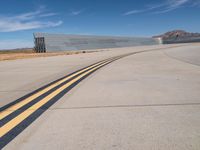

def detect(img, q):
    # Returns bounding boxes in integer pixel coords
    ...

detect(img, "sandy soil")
[0,51,95,61]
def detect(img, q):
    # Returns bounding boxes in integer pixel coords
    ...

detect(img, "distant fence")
[34,33,160,53]
[162,37,200,44]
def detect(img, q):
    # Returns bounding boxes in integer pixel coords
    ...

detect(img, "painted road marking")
[0,53,130,149]
[0,59,113,137]
[0,58,113,120]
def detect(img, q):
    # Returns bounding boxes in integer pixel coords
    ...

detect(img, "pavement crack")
[49,102,200,110]
[163,50,200,67]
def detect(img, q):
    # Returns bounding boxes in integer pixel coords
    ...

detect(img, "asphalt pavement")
[1,44,200,150]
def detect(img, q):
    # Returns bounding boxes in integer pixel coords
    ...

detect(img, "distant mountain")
[153,30,200,44]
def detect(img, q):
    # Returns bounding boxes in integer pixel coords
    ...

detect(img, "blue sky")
[0,0,200,49]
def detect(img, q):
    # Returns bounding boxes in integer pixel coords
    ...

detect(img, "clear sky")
[0,0,200,49]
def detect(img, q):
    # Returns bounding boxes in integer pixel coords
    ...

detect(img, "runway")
[1,44,200,149]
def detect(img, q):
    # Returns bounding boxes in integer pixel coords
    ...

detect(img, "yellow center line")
[0,59,113,137]
[0,58,113,120]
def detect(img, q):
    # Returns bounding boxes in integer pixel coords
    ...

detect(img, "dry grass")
[0,49,95,61]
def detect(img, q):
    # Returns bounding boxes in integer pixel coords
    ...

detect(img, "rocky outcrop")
[153,30,200,44]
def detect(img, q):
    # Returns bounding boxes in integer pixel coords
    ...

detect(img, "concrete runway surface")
[0,44,200,149]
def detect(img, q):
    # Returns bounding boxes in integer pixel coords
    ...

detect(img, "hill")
[153,30,200,44]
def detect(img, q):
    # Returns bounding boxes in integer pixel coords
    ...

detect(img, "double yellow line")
[0,56,122,138]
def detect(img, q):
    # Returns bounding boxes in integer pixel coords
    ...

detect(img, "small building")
[34,33,160,53]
